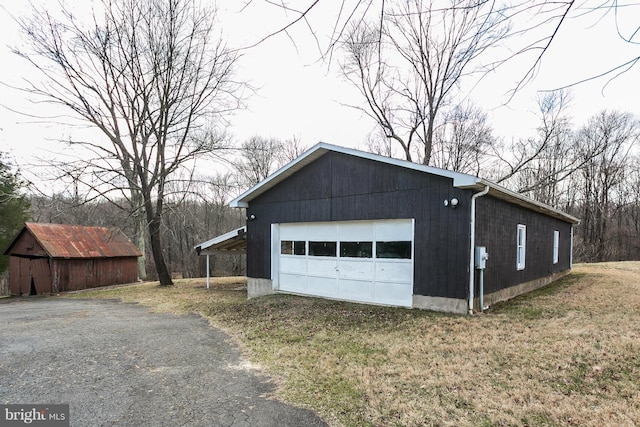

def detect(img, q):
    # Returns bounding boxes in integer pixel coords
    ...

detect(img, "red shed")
[3,223,142,295]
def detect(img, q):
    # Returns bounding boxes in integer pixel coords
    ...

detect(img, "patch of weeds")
[520,411,559,427]
[285,373,372,427]
[473,416,505,427]
[490,272,588,319]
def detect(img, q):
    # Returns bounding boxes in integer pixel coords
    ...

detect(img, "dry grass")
[66,263,640,427]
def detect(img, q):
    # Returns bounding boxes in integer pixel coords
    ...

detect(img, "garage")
[225,142,578,313]
[273,219,414,307]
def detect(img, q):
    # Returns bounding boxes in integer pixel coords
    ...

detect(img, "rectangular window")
[281,241,306,255]
[308,241,337,257]
[516,224,526,270]
[376,241,412,259]
[553,230,559,264]
[340,241,373,258]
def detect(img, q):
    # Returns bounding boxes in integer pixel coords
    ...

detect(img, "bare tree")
[340,0,508,164]
[280,135,310,163]
[496,89,578,203]
[14,0,243,285]
[431,102,496,175]
[233,136,285,186]
[575,110,638,261]
[249,0,640,94]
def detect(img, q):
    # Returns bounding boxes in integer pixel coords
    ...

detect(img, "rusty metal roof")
[20,222,142,259]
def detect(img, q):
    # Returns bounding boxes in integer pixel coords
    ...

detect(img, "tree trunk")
[148,215,173,286]
[134,216,147,281]
[424,115,435,165]
[144,193,173,286]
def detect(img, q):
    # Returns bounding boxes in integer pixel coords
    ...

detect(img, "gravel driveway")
[0,298,327,427]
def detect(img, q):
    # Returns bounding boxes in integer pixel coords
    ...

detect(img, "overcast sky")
[1,0,639,172]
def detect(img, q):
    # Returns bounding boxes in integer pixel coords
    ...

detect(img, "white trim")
[517,224,527,270]
[570,226,574,268]
[271,223,280,291]
[553,230,560,264]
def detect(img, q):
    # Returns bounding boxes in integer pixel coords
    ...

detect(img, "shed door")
[8,257,51,295]
[31,258,52,294]
[275,219,414,307]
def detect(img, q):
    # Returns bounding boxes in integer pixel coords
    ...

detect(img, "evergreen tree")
[0,154,31,273]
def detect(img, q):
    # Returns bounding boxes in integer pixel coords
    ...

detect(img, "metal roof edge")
[195,226,247,252]
[461,179,580,224]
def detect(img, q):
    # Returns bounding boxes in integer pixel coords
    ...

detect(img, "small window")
[376,241,412,259]
[553,230,559,264]
[308,241,337,257]
[340,241,373,258]
[294,241,306,255]
[516,224,526,270]
[281,241,293,255]
[281,240,306,255]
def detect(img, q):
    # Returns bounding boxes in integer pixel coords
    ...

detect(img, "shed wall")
[247,151,472,300]
[475,195,573,297]
[51,257,139,292]
[6,230,47,257]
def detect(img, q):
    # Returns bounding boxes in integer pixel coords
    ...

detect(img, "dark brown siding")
[51,258,138,292]
[5,230,47,257]
[475,195,573,294]
[247,151,472,299]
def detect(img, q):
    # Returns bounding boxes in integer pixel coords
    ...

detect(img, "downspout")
[206,254,210,290]
[469,185,490,314]
[570,225,574,269]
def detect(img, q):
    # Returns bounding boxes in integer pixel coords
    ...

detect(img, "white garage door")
[274,219,414,307]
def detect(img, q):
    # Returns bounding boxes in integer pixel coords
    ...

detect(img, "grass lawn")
[66,263,640,426]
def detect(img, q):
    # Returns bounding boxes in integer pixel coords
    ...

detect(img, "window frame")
[553,230,559,264]
[280,240,306,256]
[308,241,337,257]
[375,241,413,260]
[516,224,526,270]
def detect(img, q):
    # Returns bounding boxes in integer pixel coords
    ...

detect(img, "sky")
[1,0,639,186]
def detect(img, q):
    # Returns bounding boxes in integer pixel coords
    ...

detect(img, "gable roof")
[230,142,579,224]
[4,223,142,259]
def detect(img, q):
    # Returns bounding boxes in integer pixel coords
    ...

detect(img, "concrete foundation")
[247,277,275,299]
[412,295,468,314]
[482,269,571,308]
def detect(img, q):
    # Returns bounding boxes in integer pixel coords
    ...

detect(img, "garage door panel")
[307,258,337,277]
[375,261,413,283]
[307,276,339,296]
[280,256,307,275]
[338,260,374,280]
[338,279,374,303]
[337,221,374,240]
[374,282,413,306]
[375,219,413,241]
[280,223,308,240]
[280,273,308,293]
[306,223,338,240]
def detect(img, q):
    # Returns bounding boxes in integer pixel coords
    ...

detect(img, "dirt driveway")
[0,298,327,426]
